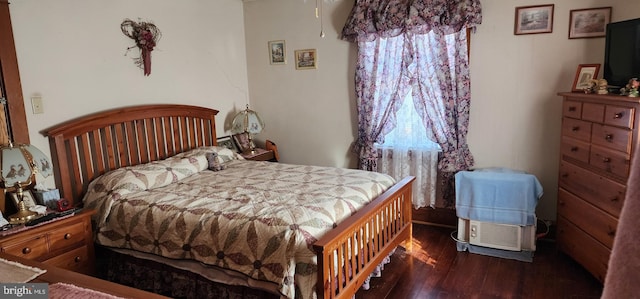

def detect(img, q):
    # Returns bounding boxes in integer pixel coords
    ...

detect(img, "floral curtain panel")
[342,0,482,43]
[352,35,413,171]
[411,30,474,173]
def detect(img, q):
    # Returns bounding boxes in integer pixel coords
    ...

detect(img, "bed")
[44,104,415,299]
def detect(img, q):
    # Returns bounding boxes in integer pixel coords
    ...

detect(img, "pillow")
[178,146,241,162]
[205,152,228,171]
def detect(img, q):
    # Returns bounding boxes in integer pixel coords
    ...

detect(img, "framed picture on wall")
[514,4,554,35]
[268,40,286,65]
[572,64,601,92]
[294,49,317,70]
[568,7,611,39]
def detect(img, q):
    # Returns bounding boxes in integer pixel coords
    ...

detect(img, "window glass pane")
[377,92,441,151]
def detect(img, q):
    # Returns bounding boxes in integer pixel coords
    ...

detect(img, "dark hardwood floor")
[356,223,603,299]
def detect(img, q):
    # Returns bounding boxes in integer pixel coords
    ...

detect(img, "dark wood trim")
[0,0,29,144]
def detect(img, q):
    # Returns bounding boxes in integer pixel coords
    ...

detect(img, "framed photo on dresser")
[572,64,600,92]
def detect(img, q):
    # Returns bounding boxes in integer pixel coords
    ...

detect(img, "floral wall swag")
[121,19,161,76]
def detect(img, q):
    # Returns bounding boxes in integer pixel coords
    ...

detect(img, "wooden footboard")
[314,176,415,299]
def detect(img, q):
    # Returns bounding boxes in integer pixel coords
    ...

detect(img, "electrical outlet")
[31,96,44,114]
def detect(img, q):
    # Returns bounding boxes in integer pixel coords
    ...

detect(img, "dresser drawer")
[44,245,91,274]
[0,235,49,260]
[562,118,592,142]
[559,161,625,217]
[563,100,583,119]
[48,221,86,253]
[560,137,590,163]
[557,216,610,283]
[558,188,617,248]
[591,124,632,154]
[590,145,631,178]
[0,211,96,275]
[604,105,634,129]
[582,103,604,123]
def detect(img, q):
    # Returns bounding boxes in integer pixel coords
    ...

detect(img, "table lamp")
[231,104,265,154]
[0,142,53,224]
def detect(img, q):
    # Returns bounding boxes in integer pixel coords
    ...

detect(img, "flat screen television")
[603,18,640,91]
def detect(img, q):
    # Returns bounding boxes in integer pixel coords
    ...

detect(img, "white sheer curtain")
[375,92,441,208]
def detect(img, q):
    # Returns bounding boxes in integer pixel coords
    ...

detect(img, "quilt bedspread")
[82,148,395,299]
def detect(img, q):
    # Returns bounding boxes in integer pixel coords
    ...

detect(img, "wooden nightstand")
[0,210,95,275]
[241,148,276,161]
[241,139,280,162]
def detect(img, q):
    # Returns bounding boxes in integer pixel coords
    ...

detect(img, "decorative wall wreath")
[121,19,161,76]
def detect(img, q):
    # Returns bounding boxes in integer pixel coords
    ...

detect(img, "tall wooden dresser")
[557,92,640,282]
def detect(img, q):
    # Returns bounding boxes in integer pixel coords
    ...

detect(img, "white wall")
[244,0,358,169]
[9,0,250,187]
[244,0,640,221]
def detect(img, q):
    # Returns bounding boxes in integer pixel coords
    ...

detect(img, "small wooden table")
[241,148,276,161]
[0,251,169,298]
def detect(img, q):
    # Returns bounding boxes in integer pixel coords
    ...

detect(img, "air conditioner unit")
[457,218,536,252]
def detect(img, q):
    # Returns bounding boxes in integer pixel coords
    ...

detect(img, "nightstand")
[0,210,95,275]
[241,139,279,162]
[241,148,276,161]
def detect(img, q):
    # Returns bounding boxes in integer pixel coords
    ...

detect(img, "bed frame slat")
[154,117,166,160]
[91,129,105,176]
[79,134,94,185]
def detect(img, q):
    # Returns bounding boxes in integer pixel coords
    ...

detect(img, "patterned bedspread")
[83,147,395,299]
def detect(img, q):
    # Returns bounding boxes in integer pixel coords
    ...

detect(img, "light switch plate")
[31,96,44,114]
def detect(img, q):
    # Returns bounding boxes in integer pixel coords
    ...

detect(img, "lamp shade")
[231,105,265,134]
[0,143,53,188]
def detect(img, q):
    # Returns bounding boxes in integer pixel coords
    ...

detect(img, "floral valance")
[341,0,482,42]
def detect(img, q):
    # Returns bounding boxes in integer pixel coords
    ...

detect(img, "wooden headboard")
[43,104,219,207]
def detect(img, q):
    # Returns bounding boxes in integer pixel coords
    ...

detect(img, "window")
[376,92,441,151]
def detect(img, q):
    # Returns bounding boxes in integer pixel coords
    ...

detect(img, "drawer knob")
[561,173,569,178]
[74,256,81,263]
[64,233,72,240]
[611,196,619,202]
[22,247,31,254]
[572,126,580,132]
[605,134,614,141]
[608,228,616,237]
[568,106,577,112]
[603,157,611,163]
[558,200,565,206]
[614,112,624,119]
[570,146,578,152]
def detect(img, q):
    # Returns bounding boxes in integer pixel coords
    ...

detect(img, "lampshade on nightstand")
[0,142,53,223]
[231,104,265,154]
